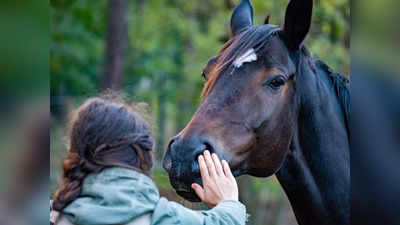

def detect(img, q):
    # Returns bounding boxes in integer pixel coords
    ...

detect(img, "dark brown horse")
[163,0,349,224]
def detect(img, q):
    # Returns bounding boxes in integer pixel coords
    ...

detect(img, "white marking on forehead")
[233,48,257,68]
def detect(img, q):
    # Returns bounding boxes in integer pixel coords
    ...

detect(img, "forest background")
[50,1,349,224]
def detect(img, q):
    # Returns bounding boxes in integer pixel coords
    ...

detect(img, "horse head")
[163,0,312,201]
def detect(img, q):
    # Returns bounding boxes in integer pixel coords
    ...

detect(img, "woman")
[51,97,247,225]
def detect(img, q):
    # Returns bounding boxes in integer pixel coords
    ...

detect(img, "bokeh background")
[50,0,349,224]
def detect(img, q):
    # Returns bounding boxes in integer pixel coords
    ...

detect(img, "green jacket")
[62,167,247,225]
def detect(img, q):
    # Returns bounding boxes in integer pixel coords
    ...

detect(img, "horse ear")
[230,0,254,36]
[281,0,313,50]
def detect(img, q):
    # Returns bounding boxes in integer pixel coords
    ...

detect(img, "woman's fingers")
[191,183,205,201]
[195,152,239,207]
[222,160,234,178]
[198,155,209,179]
[203,150,217,177]
[211,153,224,176]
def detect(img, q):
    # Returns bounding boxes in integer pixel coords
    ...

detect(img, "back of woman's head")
[52,96,154,211]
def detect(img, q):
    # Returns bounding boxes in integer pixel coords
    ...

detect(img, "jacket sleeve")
[151,198,247,225]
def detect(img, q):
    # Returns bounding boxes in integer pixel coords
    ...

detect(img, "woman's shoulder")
[85,167,146,181]
[60,167,160,225]
[52,212,152,225]
[84,167,157,190]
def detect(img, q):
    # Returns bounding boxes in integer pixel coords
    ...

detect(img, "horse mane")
[314,58,350,132]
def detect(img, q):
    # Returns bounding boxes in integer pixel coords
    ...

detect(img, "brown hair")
[52,96,154,211]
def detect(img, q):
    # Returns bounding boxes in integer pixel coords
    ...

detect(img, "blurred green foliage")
[51,0,349,109]
[50,1,349,224]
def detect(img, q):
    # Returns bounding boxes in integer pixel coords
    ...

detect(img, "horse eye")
[265,75,286,90]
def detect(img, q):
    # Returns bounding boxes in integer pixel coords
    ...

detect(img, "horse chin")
[247,165,281,177]
[170,177,202,202]
[176,190,201,202]
[173,170,245,202]
[232,166,248,177]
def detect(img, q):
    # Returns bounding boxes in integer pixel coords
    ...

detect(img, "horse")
[162,0,350,224]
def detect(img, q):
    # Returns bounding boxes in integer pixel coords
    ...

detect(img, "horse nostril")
[193,141,215,160]
[167,136,179,150]
[163,136,179,172]
[204,142,215,153]
[162,151,172,172]
[191,141,216,176]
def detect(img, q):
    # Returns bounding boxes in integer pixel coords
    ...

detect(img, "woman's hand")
[191,150,239,208]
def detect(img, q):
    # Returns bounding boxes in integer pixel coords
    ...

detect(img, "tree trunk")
[157,74,168,160]
[100,0,129,90]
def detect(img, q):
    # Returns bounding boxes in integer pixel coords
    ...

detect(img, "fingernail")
[204,150,210,155]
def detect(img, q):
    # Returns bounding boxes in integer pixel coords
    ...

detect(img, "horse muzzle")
[163,134,217,202]
[163,158,202,202]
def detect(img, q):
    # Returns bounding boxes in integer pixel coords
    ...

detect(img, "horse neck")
[276,56,350,225]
